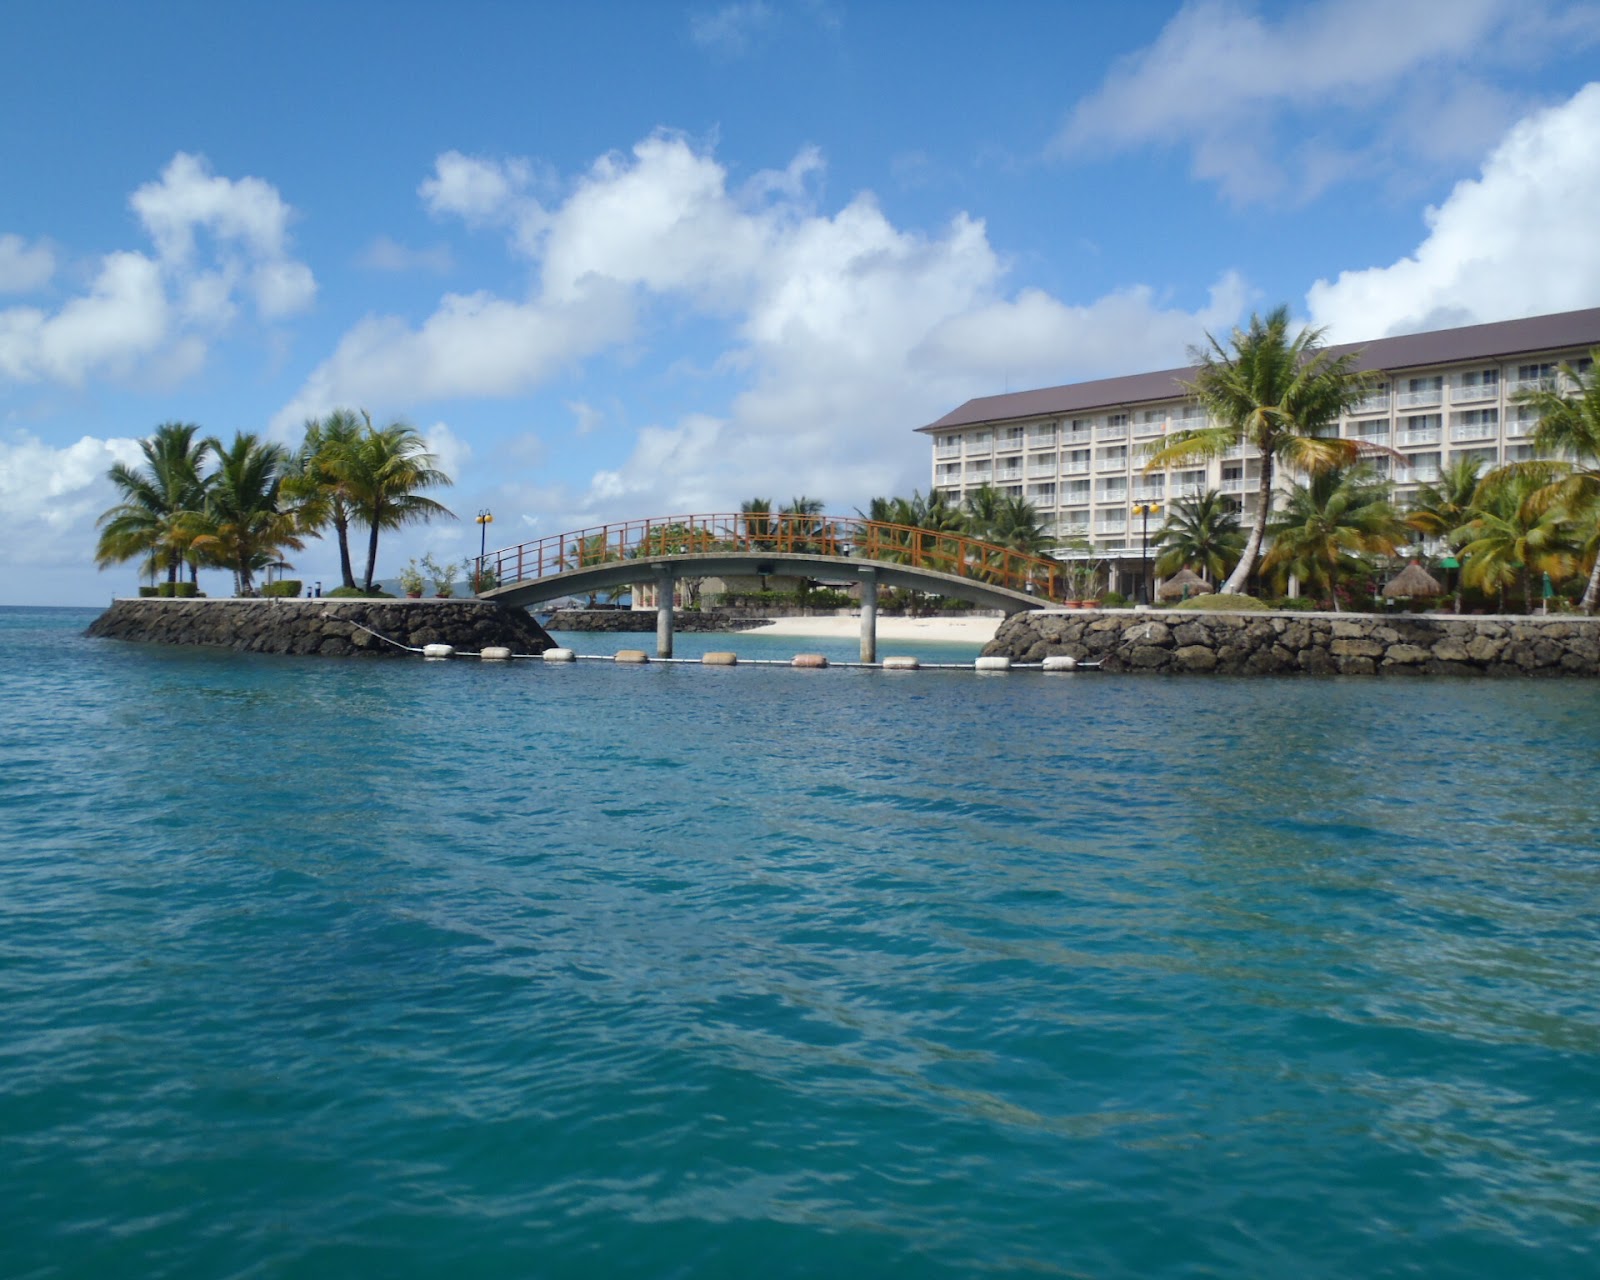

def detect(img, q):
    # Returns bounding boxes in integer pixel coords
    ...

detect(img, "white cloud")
[419,151,548,257]
[131,152,316,317]
[359,235,455,274]
[0,430,144,578]
[281,132,1252,523]
[0,234,54,293]
[421,421,471,491]
[1057,0,1570,203]
[1307,82,1600,339]
[0,252,169,386]
[567,400,603,436]
[689,2,773,56]
[0,153,314,388]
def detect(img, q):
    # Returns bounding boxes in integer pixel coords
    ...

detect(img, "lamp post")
[1132,502,1160,604]
[476,510,494,592]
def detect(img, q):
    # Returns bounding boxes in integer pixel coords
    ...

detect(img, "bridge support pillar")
[655,566,676,658]
[859,569,878,664]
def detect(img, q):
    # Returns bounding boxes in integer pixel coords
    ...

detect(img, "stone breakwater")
[87,598,555,658]
[983,609,1600,676]
[546,608,770,633]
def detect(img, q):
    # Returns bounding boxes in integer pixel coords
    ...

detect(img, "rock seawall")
[983,609,1600,676]
[87,598,555,658]
[546,608,770,633]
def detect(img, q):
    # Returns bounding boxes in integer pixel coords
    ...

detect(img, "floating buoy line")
[347,620,1102,672]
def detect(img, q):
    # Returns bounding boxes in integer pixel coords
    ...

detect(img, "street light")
[1132,502,1161,604]
[476,510,494,592]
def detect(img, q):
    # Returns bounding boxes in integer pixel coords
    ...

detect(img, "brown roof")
[919,306,1600,433]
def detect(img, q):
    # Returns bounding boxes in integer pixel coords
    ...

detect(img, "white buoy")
[614,649,650,664]
[422,643,455,659]
[702,651,738,666]
[974,655,1012,671]
[881,656,920,670]
[542,647,576,662]
[791,653,828,668]
[480,646,512,660]
[1042,654,1079,671]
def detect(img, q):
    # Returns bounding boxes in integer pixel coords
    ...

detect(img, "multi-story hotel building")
[918,307,1600,596]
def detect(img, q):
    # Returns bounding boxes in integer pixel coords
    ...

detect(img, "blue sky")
[4,0,1600,605]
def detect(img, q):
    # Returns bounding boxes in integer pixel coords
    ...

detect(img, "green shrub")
[263,580,302,598]
[1173,592,1269,612]
[1267,596,1317,611]
[156,582,176,597]
[803,588,854,609]
[171,581,197,598]
[1099,590,1129,607]
[138,586,159,597]
[326,585,394,599]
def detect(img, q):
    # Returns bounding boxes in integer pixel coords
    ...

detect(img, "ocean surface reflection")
[3,607,1598,1278]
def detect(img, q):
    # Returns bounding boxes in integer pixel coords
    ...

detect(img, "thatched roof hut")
[1157,567,1214,601]
[1383,561,1444,598]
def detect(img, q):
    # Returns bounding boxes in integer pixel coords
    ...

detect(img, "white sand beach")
[748,613,1004,644]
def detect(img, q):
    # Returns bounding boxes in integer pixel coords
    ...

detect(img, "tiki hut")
[1382,561,1444,599]
[1157,567,1215,601]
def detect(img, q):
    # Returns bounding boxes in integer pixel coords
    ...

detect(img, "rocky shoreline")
[983,608,1600,676]
[545,608,770,633]
[86,598,555,658]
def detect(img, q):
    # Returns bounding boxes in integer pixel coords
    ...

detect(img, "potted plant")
[421,554,459,598]
[399,560,426,598]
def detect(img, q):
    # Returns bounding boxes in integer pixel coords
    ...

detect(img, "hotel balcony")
[1353,430,1392,446]
[1063,458,1091,476]
[1026,462,1058,479]
[1509,375,1558,394]
[1060,429,1092,447]
[1396,387,1444,408]
[1449,422,1497,443]
[1096,455,1128,473]
[935,442,961,459]
[1132,419,1166,438]
[1220,476,1247,494]
[1396,427,1441,447]
[1095,424,1128,442]
[1448,380,1498,402]
[994,467,1023,484]
[1094,519,1128,536]
[1026,430,1057,449]
[1350,391,1392,414]
[995,436,1024,455]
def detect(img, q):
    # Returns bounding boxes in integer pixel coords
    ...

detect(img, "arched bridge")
[477,513,1066,659]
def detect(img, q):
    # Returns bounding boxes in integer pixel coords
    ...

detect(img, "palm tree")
[1144,306,1372,595]
[740,497,776,550]
[185,432,305,596]
[284,409,366,590]
[1456,469,1578,613]
[779,495,827,553]
[1505,347,1600,611]
[95,423,213,586]
[1153,489,1244,583]
[337,418,455,592]
[1405,455,1484,613]
[1261,465,1408,609]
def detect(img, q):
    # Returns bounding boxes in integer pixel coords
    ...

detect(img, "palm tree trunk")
[364,518,381,592]
[333,512,356,590]
[1581,549,1600,613]
[1221,450,1273,595]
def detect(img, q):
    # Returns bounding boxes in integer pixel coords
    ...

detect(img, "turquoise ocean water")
[3,605,1598,1278]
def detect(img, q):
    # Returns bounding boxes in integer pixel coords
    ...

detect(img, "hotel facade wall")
[923,312,1599,589]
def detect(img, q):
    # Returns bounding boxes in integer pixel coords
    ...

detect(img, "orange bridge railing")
[479,513,1066,601]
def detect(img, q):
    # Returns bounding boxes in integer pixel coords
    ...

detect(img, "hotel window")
[1062,479,1090,504]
